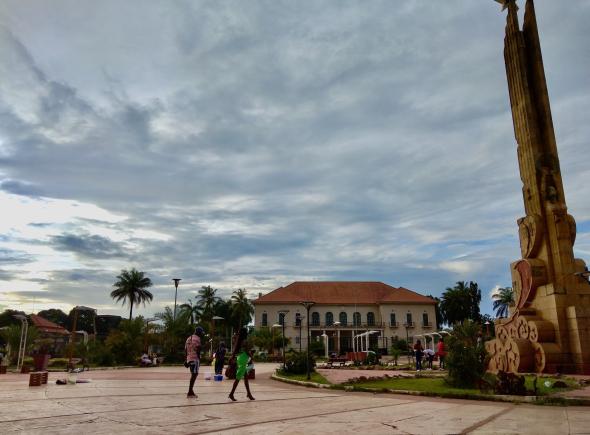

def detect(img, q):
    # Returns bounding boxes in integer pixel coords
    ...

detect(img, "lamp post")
[299,301,315,380]
[172,278,181,321]
[278,310,289,368]
[13,314,28,373]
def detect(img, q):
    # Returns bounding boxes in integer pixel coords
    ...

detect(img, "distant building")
[30,314,70,356]
[252,281,437,354]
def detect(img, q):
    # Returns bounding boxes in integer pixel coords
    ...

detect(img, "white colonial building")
[252,281,437,354]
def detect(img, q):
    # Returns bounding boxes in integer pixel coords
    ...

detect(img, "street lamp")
[299,301,315,380]
[484,320,491,337]
[13,314,28,373]
[278,310,289,368]
[172,278,181,321]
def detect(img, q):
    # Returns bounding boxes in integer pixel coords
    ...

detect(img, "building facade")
[252,282,437,354]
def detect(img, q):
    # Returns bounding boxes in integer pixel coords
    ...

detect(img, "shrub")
[283,350,315,374]
[308,340,325,357]
[445,320,487,388]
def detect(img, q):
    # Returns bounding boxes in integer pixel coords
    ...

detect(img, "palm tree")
[440,281,481,326]
[111,268,153,320]
[196,285,220,323]
[492,287,514,318]
[179,298,201,325]
[230,288,254,328]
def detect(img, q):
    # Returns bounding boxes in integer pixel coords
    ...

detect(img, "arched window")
[367,312,375,326]
[278,312,286,325]
[261,312,268,327]
[339,312,347,326]
[422,312,429,326]
[390,312,396,327]
[326,312,334,326]
[406,312,413,326]
[311,312,320,326]
[353,312,361,326]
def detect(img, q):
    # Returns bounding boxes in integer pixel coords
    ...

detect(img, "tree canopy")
[440,281,482,326]
[110,268,153,320]
[492,286,514,318]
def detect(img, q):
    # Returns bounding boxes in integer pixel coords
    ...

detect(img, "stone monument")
[486,0,590,374]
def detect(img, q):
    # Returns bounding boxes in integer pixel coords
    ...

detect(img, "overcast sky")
[0,1,589,319]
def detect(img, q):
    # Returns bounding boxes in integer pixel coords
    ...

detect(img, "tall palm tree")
[179,298,201,325]
[196,285,220,323]
[492,287,514,318]
[230,288,254,328]
[111,268,153,320]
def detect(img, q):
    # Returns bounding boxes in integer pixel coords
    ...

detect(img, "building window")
[311,312,320,326]
[406,312,413,326]
[261,313,268,327]
[295,336,300,344]
[295,313,302,327]
[326,312,334,326]
[367,312,375,326]
[353,312,361,326]
[279,312,286,326]
[422,312,429,326]
[390,313,397,326]
[339,312,347,326]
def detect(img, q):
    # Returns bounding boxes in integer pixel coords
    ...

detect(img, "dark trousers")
[215,362,224,375]
[415,356,422,370]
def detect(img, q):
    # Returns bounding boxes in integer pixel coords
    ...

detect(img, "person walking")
[185,326,205,398]
[214,342,227,375]
[413,339,424,372]
[228,327,255,401]
[436,337,447,370]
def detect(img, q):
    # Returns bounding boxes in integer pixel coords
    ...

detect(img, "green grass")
[524,375,578,396]
[345,375,579,397]
[276,370,331,385]
[347,377,481,395]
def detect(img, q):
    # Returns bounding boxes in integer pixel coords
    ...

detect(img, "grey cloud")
[50,234,126,259]
[0,1,588,317]
[0,179,43,196]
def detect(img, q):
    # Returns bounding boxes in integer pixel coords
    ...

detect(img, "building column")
[337,329,340,355]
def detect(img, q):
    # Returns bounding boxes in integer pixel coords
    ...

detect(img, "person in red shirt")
[436,338,447,370]
[185,326,204,398]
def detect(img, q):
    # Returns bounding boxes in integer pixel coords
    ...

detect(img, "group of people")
[412,337,446,371]
[184,326,255,401]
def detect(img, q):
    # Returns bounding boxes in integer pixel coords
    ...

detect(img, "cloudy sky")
[0,1,589,319]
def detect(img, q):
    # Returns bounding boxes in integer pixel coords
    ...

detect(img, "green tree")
[492,287,514,318]
[250,327,289,354]
[179,298,201,325]
[440,281,482,326]
[155,306,192,362]
[0,324,38,364]
[445,320,487,388]
[110,268,153,320]
[37,309,69,327]
[105,317,145,365]
[230,288,254,328]
[197,285,220,324]
[0,309,26,328]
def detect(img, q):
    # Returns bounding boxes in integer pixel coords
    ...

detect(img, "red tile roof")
[253,282,435,305]
[30,314,70,335]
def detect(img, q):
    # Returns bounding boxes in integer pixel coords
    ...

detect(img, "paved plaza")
[1,363,590,434]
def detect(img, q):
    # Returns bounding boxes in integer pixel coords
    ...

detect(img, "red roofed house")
[30,314,70,356]
[253,281,437,354]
